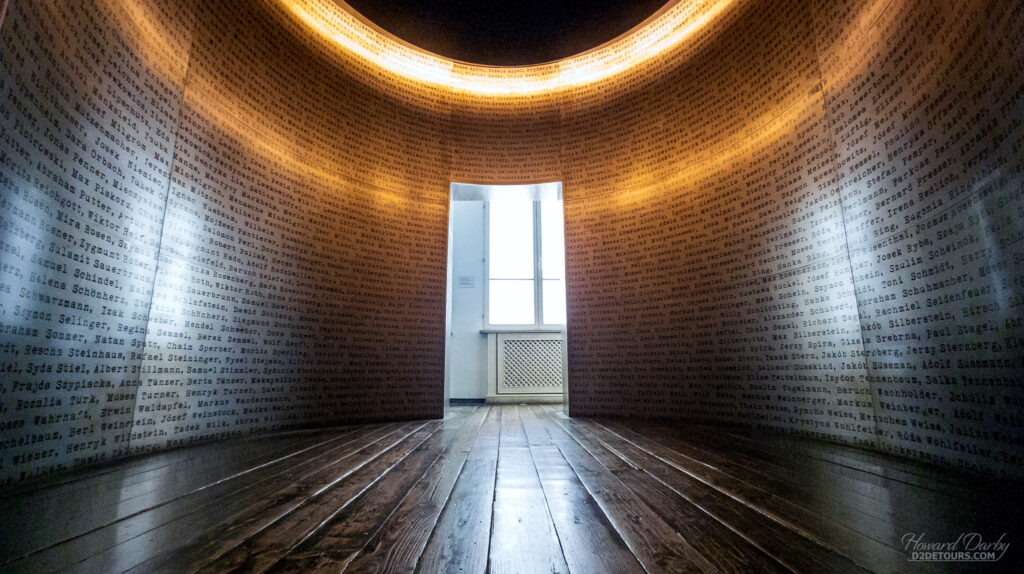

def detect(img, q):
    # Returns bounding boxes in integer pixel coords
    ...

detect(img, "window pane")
[489,201,534,279]
[489,280,535,324]
[540,200,564,279]
[542,279,566,325]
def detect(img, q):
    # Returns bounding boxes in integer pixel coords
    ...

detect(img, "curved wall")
[0,0,451,485]
[1,0,1022,484]
[555,0,1024,476]
[1,0,193,482]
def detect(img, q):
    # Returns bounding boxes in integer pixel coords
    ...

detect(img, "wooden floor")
[1,405,1019,573]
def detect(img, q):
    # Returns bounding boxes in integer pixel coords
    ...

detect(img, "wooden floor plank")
[519,405,646,574]
[686,424,985,499]
[656,422,964,516]
[1,428,335,500]
[573,416,857,573]
[0,428,366,563]
[487,405,569,574]
[558,415,792,574]
[257,407,479,573]
[592,417,888,573]
[123,422,425,574]
[3,404,1019,574]
[633,422,906,530]
[341,406,490,574]
[2,425,397,574]
[530,406,717,573]
[415,406,500,574]
[664,424,992,548]
[689,425,1022,544]
[186,419,451,574]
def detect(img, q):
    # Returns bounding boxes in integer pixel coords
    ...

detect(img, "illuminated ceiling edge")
[279,0,735,96]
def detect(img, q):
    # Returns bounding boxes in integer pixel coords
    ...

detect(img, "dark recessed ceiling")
[344,0,670,66]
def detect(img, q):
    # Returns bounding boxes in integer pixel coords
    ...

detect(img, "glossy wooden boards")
[1,405,1019,573]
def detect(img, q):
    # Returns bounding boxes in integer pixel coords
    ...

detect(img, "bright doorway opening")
[444,182,568,407]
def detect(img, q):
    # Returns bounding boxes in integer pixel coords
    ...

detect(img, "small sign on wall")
[457,276,476,288]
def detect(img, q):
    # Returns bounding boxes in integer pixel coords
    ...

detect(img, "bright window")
[486,198,566,328]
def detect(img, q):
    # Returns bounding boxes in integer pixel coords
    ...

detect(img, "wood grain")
[487,405,569,574]
[415,407,500,574]
[343,406,489,574]
[4,404,1019,573]
[519,405,645,574]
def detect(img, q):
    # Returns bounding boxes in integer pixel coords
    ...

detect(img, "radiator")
[496,333,564,394]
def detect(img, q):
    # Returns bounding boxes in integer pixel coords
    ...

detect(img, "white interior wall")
[447,201,488,399]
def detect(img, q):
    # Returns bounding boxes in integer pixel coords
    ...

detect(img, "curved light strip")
[279,0,735,96]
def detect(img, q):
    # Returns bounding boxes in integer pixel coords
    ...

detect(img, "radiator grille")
[497,335,563,394]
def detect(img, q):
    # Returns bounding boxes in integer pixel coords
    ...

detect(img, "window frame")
[483,199,564,330]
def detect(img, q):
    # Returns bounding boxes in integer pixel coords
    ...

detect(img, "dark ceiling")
[344,0,670,66]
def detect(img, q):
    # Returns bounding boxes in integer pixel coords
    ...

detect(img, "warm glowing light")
[278,0,735,96]
[111,0,191,86]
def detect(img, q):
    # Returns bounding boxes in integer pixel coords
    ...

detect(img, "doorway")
[443,182,568,406]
